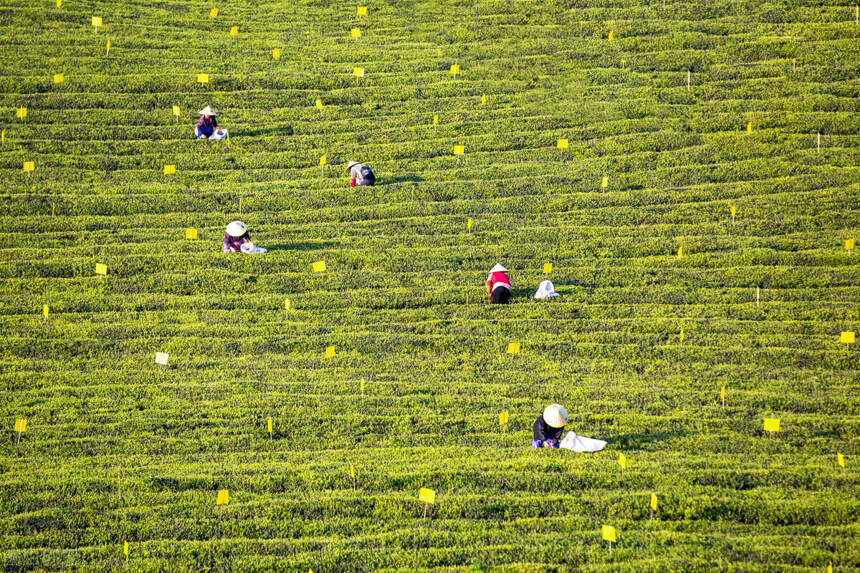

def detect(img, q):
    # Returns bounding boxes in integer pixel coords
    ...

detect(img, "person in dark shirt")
[223,220,250,252]
[196,106,219,139]
[532,404,568,449]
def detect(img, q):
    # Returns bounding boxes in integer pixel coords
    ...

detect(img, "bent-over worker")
[223,220,251,253]
[486,263,511,304]
[346,161,375,187]
[196,106,227,140]
[532,404,568,449]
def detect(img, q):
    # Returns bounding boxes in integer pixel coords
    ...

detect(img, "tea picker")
[486,263,512,304]
[532,404,567,448]
[196,106,228,140]
[345,161,376,187]
[223,221,266,253]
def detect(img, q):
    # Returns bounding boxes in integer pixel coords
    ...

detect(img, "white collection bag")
[559,431,607,453]
[534,280,559,299]
[240,242,267,254]
[210,128,229,140]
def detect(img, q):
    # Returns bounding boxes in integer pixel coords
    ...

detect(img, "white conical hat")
[199,106,216,116]
[226,221,246,237]
[490,263,507,273]
[345,161,360,172]
[543,404,568,428]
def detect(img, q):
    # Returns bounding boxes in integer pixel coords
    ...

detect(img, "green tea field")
[1,0,859,570]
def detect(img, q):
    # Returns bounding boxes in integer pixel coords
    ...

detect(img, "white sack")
[534,280,559,299]
[559,431,606,453]
[240,242,267,254]
[211,128,229,140]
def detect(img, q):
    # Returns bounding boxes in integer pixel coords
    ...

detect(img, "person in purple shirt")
[223,221,250,252]
[196,106,219,139]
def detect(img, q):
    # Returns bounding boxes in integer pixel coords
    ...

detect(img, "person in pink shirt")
[485,263,512,304]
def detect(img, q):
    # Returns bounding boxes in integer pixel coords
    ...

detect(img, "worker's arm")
[485,279,492,294]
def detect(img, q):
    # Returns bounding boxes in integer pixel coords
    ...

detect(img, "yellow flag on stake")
[216,489,229,505]
[731,205,736,219]
[230,26,238,36]
[351,28,361,39]
[360,378,365,393]
[450,64,460,75]
[506,342,520,354]
[720,385,726,400]
[16,107,26,119]
[837,453,845,468]
[43,304,49,317]
[601,525,616,542]
[481,94,486,104]
[315,99,323,110]
[618,452,627,470]
[284,298,291,311]
[14,419,27,433]
[763,418,780,432]
[467,218,473,230]
[267,418,272,433]
[353,67,364,77]
[185,228,198,240]
[197,73,209,84]
[57,0,61,7]
[679,329,684,343]
[319,155,326,166]
[312,261,326,272]
[601,175,608,189]
[155,352,169,365]
[557,139,568,149]
[350,463,355,479]
[53,73,64,84]
[453,145,464,156]
[23,161,34,173]
[650,493,658,511]
[210,8,218,18]
[273,49,280,59]
[357,6,367,16]
[172,105,180,117]
[419,487,436,504]
[92,16,102,28]
[747,121,752,134]
[846,239,855,251]
[164,164,176,175]
[325,345,335,358]
[543,263,553,274]
[677,246,683,259]
[95,263,107,276]
[123,541,128,557]
[433,114,438,125]
[499,411,509,425]
[608,30,614,41]
[841,331,855,344]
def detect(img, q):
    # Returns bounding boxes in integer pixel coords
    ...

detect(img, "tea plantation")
[1,0,858,570]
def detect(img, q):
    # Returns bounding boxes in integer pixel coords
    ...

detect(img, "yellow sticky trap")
[357,6,367,16]
[267,418,272,433]
[601,175,608,189]
[846,239,855,251]
[450,64,460,75]
[198,73,209,84]
[557,139,568,149]
[155,352,169,365]
[57,0,61,7]
[325,345,335,358]
[747,121,752,134]
[315,99,323,110]
[210,8,218,18]
[272,48,280,60]
[720,385,726,400]
[92,16,102,28]
[763,418,780,432]
[608,30,614,41]
[601,525,616,542]
[433,114,438,125]
[123,541,128,557]
[164,164,176,175]
[840,331,855,344]
[837,452,844,468]
[23,161,34,173]
[185,228,198,239]
[353,67,364,77]
[467,217,473,230]
[216,489,229,505]
[650,493,657,511]
[284,298,291,311]
[95,263,107,276]
[730,204,736,218]
[418,487,436,505]
[43,304,49,317]
[677,246,683,259]
[618,452,627,470]
[453,145,464,156]
[481,94,486,105]
[230,26,238,36]
[506,342,520,354]
[106,39,111,53]
[679,329,684,343]
[543,263,552,274]
[351,28,361,39]
[16,107,27,119]
[312,261,326,272]
[319,155,326,166]
[350,463,355,479]
[53,73,64,84]
[14,418,27,433]
[498,410,508,425]
[360,378,365,393]
[172,105,180,117]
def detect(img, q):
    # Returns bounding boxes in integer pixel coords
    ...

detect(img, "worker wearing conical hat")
[346,161,376,187]
[196,105,219,139]
[485,263,511,304]
[223,221,250,253]
[532,404,568,449]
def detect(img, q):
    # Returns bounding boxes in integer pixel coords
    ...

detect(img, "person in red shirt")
[485,263,512,304]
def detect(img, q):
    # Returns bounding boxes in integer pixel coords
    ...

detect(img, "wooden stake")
[650,507,654,520]
[756,286,760,307]
[52,203,55,217]
[422,502,429,518]
[817,132,820,153]
[686,70,690,91]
